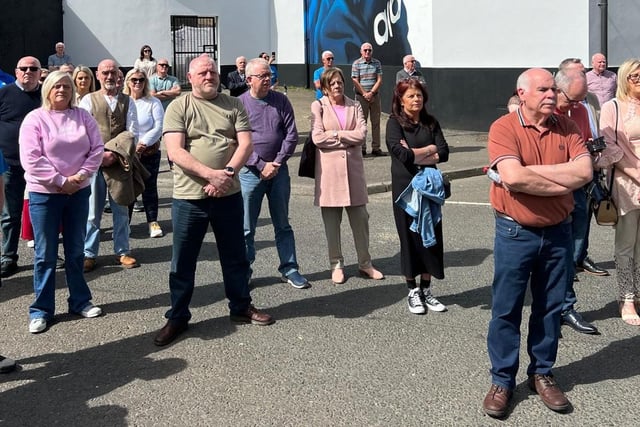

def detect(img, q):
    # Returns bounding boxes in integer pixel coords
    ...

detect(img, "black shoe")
[133,201,144,212]
[562,309,598,334]
[578,257,609,276]
[0,260,18,278]
[361,149,367,156]
[103,202,112,214]
[56,256,65,270]
[371,149,387,157]
[0,355,17,374]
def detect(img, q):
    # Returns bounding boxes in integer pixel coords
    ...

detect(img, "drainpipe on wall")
[599,0,608,58]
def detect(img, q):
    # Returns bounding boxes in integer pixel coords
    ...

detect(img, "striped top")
[351,57,382,93]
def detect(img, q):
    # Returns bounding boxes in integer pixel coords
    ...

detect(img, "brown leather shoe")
[230,305,275,326]
[153,320,188,346]
[83,257,96,273]
[483,384,512,418]
[528,374,570,412]
[117,254,139,269]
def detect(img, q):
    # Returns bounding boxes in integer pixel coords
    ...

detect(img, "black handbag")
[298,100,322,179]
[298,134,316,178]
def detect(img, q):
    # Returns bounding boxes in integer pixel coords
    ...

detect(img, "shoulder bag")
[591,100,619,226]
[298,100,322,179]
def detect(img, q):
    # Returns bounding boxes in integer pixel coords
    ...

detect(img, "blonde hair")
[616,59,640,101]
[41,71,76,110]
[122,68,150,97]
[72,65,95,94]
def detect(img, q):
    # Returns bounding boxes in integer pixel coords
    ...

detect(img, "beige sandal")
[619,299,640,326]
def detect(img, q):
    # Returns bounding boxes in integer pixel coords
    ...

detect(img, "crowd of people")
[0,40,635,421]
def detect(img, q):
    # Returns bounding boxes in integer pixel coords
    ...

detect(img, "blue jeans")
[29,187,93,320]
[239,164,300,276]
[166,193,252,321]
[487,216,572,390]
[563,188,589,312]
[1,163,26,263]
[139,150,161,223]
[85,172,131,258]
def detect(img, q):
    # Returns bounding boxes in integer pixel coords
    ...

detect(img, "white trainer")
[423,288,447,312]
[80,304,102,318]
[29,318,47,334]
[407,288,426,314]
[149,221,163,238]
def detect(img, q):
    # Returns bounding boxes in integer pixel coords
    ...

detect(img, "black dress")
[385,116,449,279]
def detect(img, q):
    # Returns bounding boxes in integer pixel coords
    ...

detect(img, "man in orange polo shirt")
[483,68,593,418]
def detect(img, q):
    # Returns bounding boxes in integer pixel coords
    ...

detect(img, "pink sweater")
[19,107,104,194]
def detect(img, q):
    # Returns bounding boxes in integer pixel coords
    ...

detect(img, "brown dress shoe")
[153,320,188,346]
[483,384,512,418]
[83,257,96,273]
[528,374,570,412]
[230,305,275,326]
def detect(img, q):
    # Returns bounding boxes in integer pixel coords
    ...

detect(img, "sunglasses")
[158,64,169,67]
[363,49,372,52]
[130,77,146,84]
[143,49,151,52]
[326,57,335,61]
[18,66,40,72]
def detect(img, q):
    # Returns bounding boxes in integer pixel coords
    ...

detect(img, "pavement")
[2,88,635,426]
[282,86,489,195]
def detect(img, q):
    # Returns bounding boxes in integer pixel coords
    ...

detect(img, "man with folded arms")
[154,54,273,347]
[483,68,592,418]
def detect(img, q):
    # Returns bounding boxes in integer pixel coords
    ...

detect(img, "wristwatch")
[224,166,235,177]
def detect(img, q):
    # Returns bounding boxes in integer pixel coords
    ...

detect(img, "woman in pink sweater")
[19,70,104,334]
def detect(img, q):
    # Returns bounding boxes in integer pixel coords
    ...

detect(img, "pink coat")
[310,95,368,207]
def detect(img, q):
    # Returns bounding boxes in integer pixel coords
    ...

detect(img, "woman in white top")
[123,68,164,237]
[133,45,157,79]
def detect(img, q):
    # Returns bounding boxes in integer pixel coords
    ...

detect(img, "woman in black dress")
[386,78,449,315]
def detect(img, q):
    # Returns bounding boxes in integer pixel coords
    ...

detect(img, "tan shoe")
[117,254,139,269]
[331,268,346,285]
[359,266,384,280]
[83,257,96,273]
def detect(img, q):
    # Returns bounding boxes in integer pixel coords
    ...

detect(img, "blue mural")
[306,0,411,65]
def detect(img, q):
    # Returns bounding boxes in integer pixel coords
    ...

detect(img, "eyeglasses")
[250,73,272,81]
[18,66,40,72]
[143,49,151,52]
[363,49,372,52]
[628,73,640,83]
[53,83,72,90]
[560,90,583,104]
[130,77,146,84]
[158,64,169,67]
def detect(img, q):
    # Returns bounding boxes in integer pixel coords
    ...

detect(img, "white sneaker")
[149,221,163,238]
[29,318,47,334]
[423,288,447,312]
[407,288,426,314]
[80,304,102,318]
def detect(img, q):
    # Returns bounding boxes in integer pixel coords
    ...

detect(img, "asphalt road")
[0,167,633,426]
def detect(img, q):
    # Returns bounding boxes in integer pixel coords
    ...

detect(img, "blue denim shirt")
[395,168,445,248]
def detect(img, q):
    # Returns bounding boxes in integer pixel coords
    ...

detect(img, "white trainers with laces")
[423,288,447,312]
[80,304,102,318]
[407,288,426,314]
[29,318,47,334]
[149,221,163,238]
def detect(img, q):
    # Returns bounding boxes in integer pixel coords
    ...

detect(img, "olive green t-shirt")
[163,93,251,199]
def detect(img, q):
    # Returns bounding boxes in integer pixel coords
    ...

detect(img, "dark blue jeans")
[1,163,26,263]
[166,193,252,322]
[139,150,161,223]
[563,188,589,312]
[487,216,572,390]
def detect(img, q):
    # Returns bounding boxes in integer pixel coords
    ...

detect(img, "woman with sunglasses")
[19,71,104,333]
[599,59,640,326]
[134,45,157,79]
[123,68,164,238]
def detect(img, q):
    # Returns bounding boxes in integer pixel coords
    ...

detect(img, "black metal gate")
[170,15,218,89]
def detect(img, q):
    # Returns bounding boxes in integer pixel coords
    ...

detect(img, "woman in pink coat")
[310,67,384,284]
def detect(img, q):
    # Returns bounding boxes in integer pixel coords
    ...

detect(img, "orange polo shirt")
[488,109,590,227]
